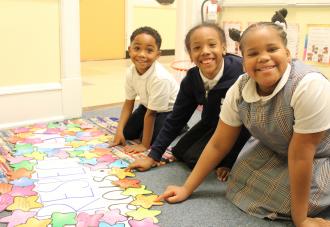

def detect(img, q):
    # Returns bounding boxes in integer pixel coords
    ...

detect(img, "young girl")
[128,23,250,181]
[158,22,330,226]
[111,26,179,153]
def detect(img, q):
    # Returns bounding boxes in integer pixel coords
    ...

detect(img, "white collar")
[242,64,291,103]
[133,61,157,79]
[200,59,224,85]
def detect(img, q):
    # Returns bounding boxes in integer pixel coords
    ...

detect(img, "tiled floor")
[81,55,176,109]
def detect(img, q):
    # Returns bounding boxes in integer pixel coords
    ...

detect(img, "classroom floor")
[81,55,176,109]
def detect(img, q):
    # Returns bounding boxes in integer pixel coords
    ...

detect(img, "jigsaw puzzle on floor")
[0,117,174,227]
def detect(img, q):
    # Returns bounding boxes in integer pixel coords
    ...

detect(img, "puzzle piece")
[126,207,161,223]
[78,152,99,159]
[10,160,35,171]
[0,210,36,227]
[130,194,163,209]
[0,183,13,194]
[97,209,127,225]
[6,195,43,211]
[10,177,37,187]
[121,185,152,197]
[0,193,14,212]
[15,217,51,227]
[97,154,117,163]
[24,151,46,160]
[112,179,141,189]
[8,185,37,197]
[92,148,112,156]
[128,218,160,227]
[99,222,125,227]
[109,168,135,179]
[76,212,104,227]
[51,212,76,227]
[108,160,129,169]
[5,156,32,164]
[7,168,34,180]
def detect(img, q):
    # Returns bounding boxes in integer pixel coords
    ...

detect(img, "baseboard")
[125,49,175,58]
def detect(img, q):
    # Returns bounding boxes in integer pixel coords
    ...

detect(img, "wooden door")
[80,0,125,61]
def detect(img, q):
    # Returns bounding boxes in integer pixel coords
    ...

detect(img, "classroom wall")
[126,1,176,50]
[0,0,61,86]
[220,6,330,79]
[80,0,125,61]
[0,0,81,129]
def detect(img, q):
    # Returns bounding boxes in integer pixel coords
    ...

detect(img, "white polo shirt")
[220,64,330,133]
[125,61,179,112]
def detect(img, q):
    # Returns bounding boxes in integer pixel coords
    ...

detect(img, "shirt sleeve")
[291,73,330,133]
[147,79,172,112]
[220,78,243,127]
[125,69,137,100]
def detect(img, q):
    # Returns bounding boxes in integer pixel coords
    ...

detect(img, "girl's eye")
[268,47,279,52]
[133,47,140,51]
[192,46,200,51]
[147,48,154,53]
[247,52,258,57]
[209,43,216,47]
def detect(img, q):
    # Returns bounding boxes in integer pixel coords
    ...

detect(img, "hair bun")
[229,28,241,42]
[271,8,288,27]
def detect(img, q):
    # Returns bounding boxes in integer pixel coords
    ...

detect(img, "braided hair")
[229,8,288,54]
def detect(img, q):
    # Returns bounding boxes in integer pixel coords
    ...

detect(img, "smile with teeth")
[201,58,214,64]
[257,65,275,71]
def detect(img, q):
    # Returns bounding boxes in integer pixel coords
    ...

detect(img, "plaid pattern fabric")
[226,60,330,219]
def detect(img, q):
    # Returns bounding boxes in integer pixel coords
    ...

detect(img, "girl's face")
[242,27,291,96]
[189,27,225,79]
[128,33,160,75]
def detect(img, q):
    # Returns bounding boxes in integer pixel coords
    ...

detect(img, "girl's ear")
[285,48,291,62]
[223,47,227,56]
[157,50,161,58]
[128,46,131,57]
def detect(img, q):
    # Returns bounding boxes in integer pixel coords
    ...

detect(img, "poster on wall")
[303,24,330,65]
[223,21,242,56]
[287,23,299,59]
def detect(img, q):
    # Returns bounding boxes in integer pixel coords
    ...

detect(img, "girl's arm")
[158,120,241,202]
[288,131,325,226]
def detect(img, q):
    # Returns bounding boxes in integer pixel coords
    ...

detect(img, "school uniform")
[149,54,250,169]
[221,60,330,219]
[124,61,179,142]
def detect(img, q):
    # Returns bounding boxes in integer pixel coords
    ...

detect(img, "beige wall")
[132,6,176,50]
[0,0,61,86]
[80,0,125,61]
[221,6,330,79]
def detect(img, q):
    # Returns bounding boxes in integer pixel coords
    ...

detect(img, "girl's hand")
[216,167,230,182]
[124,144,147,153]
[126,156,156,172]
[156,185,191,203]
[298,217,330,227]
[110,133,126,147]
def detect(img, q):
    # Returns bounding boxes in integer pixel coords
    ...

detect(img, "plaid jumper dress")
[226,60,330,220]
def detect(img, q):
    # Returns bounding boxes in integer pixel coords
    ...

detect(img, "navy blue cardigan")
[149,54,244,161]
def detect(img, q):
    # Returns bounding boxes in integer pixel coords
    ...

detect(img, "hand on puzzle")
[124,144,147,154]
[126,156,156,172]
[298,217,330,227]
[156,185,191,203]
[110,133,126,147]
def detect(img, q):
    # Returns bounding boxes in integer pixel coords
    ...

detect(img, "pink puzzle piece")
[76,212,104,227]
[128,218,160,227]
[0,210,36,227]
